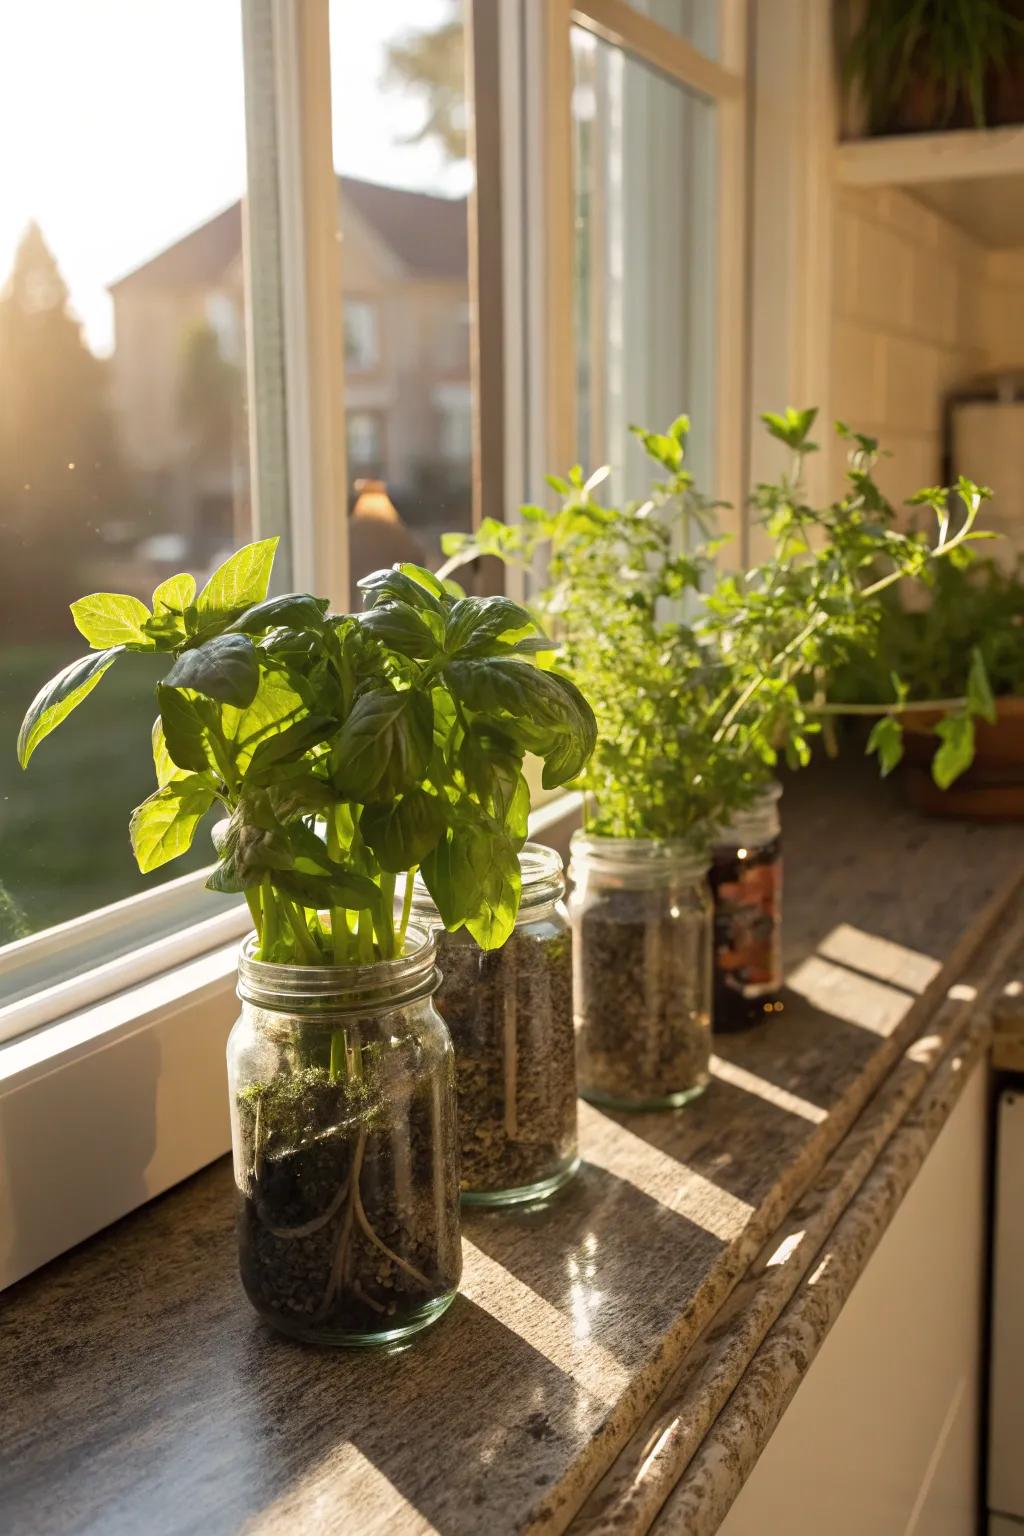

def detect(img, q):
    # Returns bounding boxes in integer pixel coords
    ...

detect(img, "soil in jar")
[709,838,783,1033]
[235,1046,460,1342]
[574,887,710,1107]
[435,926,577,1198]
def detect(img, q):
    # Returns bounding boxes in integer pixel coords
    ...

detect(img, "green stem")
[378,873,396,958]
[809,696,967,717]
[357,908,374,965]
[260,877,280,957]
[282,896,319,964]
[398,866,417,948]
[244,887,263,949]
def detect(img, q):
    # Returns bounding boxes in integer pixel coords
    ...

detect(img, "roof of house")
[109,176,468,292]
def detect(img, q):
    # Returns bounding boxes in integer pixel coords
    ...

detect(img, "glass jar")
[410,843,579,1206]
[227,924,461,1347]
[709,783,784,1033]
[568,834,712,1110]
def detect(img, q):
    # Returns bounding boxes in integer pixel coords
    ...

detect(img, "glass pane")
[329,0,474,592]
[0,1,250,945]
[626,0,719,57]
[572,27,716,501]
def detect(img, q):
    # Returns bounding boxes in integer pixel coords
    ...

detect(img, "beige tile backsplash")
[831,186,1024,508]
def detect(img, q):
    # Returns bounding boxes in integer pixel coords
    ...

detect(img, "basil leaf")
[361,789,447,873]
[445,658,596,788]
[194,537,279,624]
[152,573,196,612]
[465,832,521,949]
[152,718,190,787]
[70,593,153,650]
[274,868,380,912]
[156,685,217,775]
[332,687,433,802]
[358,564,446,615]
[164,634,260,707]
[444,595,538,656]
[422,818,521,948]
[17,647,125,767]
[226,593,329,635]
[223,671,314,774]
[359,601,441,659]
[129,776,217,873]
[932,712,975,790]
[865,715,903,777]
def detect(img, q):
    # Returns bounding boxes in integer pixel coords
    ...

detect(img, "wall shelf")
[835,126,1024,248]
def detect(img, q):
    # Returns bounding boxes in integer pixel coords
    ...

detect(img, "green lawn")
[0,643,213,940]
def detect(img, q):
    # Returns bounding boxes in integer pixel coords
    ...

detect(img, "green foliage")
[18,545,596,961]
[833,553,1021,784]
[441,412,991,845]
[840,0,1024,134]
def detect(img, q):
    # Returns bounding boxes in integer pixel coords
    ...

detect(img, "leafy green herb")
[441,412,991,845]
[17,544,596,961]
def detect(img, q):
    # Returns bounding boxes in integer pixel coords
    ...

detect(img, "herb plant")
[440,410,991,847]
[17,540,596,962]
[841,0,1024,134]
[829,551,1022,784]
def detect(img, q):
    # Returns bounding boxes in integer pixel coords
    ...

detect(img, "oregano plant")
[439,409,992,847]
[18,541,596,962]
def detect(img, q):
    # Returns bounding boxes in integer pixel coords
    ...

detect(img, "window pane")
[0,1,251,946]
[572,28,716,500]
[329,0,474,592]
[626,0,719,57]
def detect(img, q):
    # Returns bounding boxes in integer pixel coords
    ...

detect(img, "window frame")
[0,0,766,1288]
[530,0,750,542]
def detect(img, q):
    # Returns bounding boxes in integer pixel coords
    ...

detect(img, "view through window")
[572,26,716,502]
[329,0,474,592]
[0,1,251,945]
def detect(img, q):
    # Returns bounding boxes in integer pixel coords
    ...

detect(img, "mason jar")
[227,924,461,1347]
[568,834,712,1110]
[410,843,579,1206]
[709,782,784,1033]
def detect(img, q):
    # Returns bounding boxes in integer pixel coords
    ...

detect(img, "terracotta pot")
[903,696,1024,819]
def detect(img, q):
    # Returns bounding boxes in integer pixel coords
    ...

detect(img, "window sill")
[0,792,584,1289]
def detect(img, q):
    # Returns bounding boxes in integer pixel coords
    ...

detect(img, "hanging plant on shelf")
[16,540,596,1344]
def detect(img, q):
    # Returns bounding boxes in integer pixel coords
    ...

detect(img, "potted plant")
[440,410,991,1088]
[407,840,579,1204]
[17,541,595,1342]
[830,552,1024,817]
[839,0,1024,137]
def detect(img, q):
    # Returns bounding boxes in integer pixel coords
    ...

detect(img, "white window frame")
[0,0,772,1289]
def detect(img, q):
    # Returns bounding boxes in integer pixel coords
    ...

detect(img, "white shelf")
[835,126,1024,248]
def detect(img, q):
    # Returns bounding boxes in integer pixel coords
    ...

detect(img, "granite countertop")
[2,760,1023,1536]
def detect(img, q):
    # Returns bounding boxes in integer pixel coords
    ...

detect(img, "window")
[329,0,474,588]
[0,0,251,959]
[572,28,716,496]
[0,0,753,1287]
[347,407,385,468]
[344,298,380,371]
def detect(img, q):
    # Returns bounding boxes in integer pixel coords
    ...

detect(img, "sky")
[0,0,469,356]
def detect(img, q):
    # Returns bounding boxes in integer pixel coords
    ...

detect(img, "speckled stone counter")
[2,761,1022,1536]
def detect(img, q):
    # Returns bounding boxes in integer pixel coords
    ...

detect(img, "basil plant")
[17,541,596,963]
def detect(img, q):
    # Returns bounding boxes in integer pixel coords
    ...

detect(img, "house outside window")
[347,408,384,468]
[343,297,380,372]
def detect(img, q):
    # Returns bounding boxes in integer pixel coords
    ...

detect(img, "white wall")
[719,1059,988,1536]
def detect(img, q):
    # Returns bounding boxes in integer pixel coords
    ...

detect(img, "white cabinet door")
[719,1060,987,1536]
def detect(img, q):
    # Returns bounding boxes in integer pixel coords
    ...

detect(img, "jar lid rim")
[236,921,439,1010]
